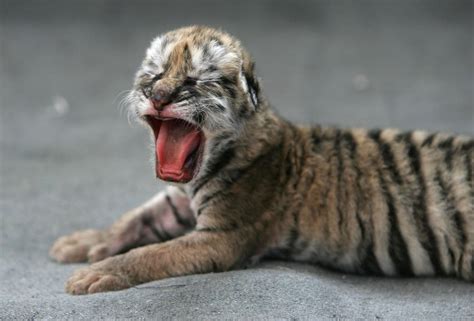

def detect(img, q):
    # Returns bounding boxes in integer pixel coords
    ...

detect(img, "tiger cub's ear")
[239,52,260,110]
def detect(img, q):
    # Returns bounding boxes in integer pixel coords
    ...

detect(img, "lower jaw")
[156,169,193,183]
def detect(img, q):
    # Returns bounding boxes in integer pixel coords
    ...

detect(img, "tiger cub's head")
[128,26,263,184]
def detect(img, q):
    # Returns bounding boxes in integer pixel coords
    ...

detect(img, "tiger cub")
[50,26,474,294]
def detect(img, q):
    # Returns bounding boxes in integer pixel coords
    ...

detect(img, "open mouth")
[144,108,204,183]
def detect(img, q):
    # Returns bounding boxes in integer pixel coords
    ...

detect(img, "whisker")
[114,90,133,115]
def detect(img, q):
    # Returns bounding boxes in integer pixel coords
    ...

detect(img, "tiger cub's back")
[291,126,473,280]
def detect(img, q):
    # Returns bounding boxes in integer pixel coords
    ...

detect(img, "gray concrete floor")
[1,0,473,319]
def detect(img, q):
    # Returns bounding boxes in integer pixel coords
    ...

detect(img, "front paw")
[49,229,108,263]
[66,258,132,295]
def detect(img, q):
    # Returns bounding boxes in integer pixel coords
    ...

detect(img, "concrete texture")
[1,0,473,319]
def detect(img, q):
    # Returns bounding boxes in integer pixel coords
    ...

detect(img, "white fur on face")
[144,36,174,74]
[207,41,240,66]
[144,37,239,79]
[128,32,251,135]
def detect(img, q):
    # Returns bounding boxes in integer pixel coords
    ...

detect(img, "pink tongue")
[156,119,201,179]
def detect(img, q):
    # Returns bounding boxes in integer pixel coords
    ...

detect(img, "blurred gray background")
[1,0,473,319]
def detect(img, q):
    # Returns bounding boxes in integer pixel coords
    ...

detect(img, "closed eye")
[140,73,163,98]
[152,73,163,81]
[183,77,197,86]
[197,78,220,84]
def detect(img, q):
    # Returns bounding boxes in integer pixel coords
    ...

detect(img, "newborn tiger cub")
[50,26,474,294]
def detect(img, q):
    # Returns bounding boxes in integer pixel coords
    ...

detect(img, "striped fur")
[50,26,473,294]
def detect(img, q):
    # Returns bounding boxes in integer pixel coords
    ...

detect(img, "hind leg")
[49,186,195,263]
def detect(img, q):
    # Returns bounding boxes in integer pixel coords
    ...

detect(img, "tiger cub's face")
[128,26,260,184]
